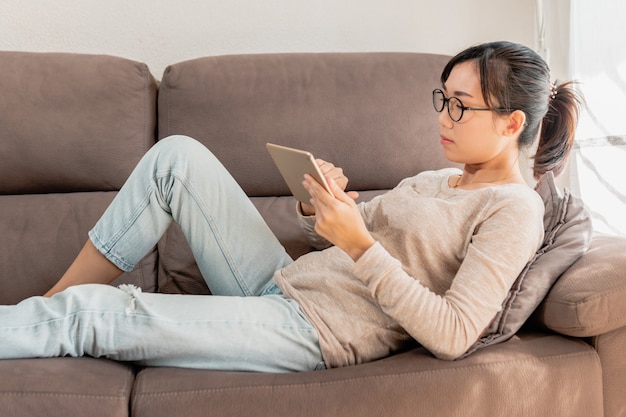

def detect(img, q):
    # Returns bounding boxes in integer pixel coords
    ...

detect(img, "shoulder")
[474,184,546,249]
[487,184,545,218]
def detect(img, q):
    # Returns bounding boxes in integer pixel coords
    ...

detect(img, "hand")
[302,173,374,261]
[300,159,358,215]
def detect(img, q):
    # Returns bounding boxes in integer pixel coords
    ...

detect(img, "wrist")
[346,236,376,262]
[298,202,316,216]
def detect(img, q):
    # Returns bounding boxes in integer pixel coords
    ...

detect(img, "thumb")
[346,191,360,201]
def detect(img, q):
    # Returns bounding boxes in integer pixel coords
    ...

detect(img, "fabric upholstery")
[592,327,626,417]
[0,51,159,301]
[0,358,134,417]
[0,192,158,304]
[157,52,455,197]
[539,233,626,336]
[130,333,602,417]
[0,51,157,194]
[463,172,593,356]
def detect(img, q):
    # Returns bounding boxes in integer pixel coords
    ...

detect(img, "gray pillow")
[461,172,593,357]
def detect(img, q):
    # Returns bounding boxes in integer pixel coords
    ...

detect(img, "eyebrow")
[441,85,475,98]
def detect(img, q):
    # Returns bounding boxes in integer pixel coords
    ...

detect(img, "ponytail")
[533,81,584,179]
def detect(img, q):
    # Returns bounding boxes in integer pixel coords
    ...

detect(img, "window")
[568,0,626,236]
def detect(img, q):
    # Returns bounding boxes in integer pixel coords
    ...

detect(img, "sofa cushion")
[539,233,626,336]
[0,51,157,194]
[463,172,593,356]
[130,333,601,417]
[157,52,456,197]
[590,326,626,417]
[0,192,158,303]
[0,358,134,417]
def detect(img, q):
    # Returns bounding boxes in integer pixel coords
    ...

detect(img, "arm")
[352,197,544,360]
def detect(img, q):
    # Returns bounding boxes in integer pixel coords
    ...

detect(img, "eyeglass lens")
[432,89,463,122]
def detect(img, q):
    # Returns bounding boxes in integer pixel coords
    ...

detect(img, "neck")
[454,158,524,189]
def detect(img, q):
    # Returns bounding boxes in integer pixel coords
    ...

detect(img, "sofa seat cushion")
[130,333,602,417]
[0,357,135,417]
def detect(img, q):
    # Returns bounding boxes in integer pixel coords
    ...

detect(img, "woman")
[0,41,582,372]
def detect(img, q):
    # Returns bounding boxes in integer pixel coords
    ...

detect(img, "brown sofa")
[1,50,625,417]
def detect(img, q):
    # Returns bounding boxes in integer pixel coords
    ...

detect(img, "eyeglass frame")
[432,88,511,122]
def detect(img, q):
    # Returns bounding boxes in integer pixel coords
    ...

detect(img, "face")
[438,61,516,168]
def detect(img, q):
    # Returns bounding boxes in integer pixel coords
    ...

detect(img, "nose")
[437,105,453,127]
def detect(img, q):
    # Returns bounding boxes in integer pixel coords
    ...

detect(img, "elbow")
[423,320,482,361]
[430,345,469,361]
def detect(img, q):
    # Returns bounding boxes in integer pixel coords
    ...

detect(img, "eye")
[450,97,464,110]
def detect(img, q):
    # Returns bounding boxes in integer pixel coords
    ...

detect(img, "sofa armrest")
[538,233,626,336]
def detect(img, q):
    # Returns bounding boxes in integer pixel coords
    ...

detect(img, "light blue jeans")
[0,136,325,372]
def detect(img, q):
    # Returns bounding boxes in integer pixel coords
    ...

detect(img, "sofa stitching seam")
[547,285,626,307]
[0,392,128,399]
[133,350,597,399]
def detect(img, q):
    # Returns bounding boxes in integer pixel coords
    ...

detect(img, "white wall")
[0,1,537,79]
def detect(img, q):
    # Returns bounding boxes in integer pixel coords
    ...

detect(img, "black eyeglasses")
[432,89,510,122]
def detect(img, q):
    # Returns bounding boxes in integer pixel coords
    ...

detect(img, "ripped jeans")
[0,136,325,372]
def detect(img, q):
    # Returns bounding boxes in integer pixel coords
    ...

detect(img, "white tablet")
[266,143,334,203]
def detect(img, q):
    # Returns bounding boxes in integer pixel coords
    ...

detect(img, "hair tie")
[549,81,558,101]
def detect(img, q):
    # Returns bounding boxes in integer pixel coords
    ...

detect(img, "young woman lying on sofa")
[0,41,582,372]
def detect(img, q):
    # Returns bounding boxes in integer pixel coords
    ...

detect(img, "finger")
[303,174,332,203]
[316,159,333,174]
[346,191,360,201]
[326,177,355,206]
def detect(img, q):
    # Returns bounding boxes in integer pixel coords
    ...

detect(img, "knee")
[155,135,218,163]
[156,135,206,155]
[152,135,224,175]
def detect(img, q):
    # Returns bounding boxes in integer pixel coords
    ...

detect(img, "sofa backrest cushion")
[0,51,157,194]
[157,52,455,197]
[0,52,159,301]
[0,192,159,303]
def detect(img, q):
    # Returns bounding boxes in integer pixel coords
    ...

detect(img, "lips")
[440,135,454,145]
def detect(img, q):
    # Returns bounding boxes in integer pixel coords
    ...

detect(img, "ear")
[503,110,527,136]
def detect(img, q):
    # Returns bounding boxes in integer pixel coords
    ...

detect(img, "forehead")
[443,61,483,99]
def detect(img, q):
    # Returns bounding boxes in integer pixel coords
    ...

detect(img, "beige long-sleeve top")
[274,168,545,368]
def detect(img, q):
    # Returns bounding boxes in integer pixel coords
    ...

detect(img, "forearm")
[352,242,496,360]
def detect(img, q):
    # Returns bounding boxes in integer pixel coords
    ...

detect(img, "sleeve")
[351,193,545,360]
[296,202,333,250]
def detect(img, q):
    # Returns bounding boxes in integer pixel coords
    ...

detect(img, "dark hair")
[441,41,583,179]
